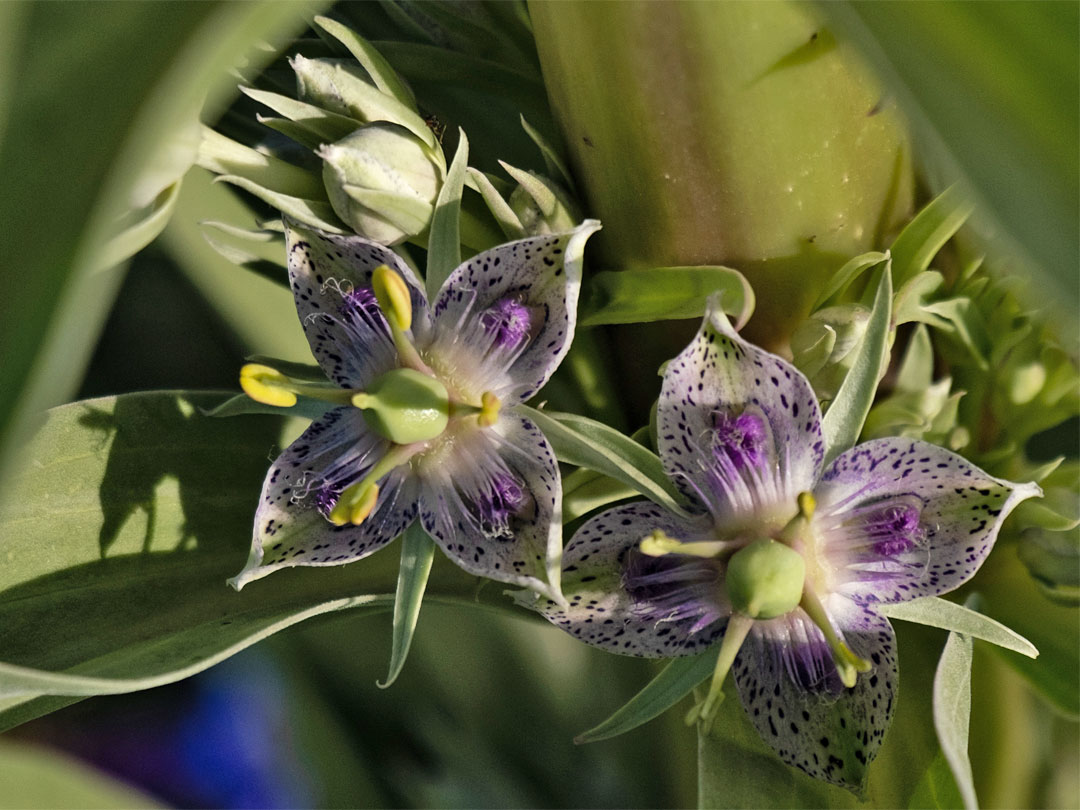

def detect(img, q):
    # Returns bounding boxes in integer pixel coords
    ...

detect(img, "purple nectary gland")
[623,550,725,633]
[477,473,526,531]
[314,482,341,518]
[480,297,533,349]
[864,501,924,557]
[712,409,768,470]
[340,286,385,325]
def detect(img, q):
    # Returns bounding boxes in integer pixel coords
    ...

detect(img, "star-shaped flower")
[535,300,1039,788]
[230,217,601,604]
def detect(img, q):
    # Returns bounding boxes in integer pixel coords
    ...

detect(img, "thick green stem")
[529,1,913,349]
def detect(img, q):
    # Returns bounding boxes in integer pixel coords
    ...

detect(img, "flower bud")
[791,304,871,400]
[319,123,444,244]
[726,538,805,620]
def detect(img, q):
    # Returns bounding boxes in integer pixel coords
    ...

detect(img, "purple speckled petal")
[425,221,600,404]
[534,501,729,657]
[416,410,564,602]
[814,438,1042,605]
[231,407,419,589]
[657,300,824,530]
[732,596,898,792]
[284,218,430,388]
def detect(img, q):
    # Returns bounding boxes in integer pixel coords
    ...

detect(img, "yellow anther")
[478,391,502,427]
[329,481,380,526]
[240,364,298,408]
[798,491,816,520]
[372,264,413,331]
[640,529,731,559]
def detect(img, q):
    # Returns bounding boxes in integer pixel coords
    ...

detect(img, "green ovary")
[354,368,450,445]
[726,538,806,619]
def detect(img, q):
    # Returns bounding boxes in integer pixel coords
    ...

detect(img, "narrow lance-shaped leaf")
[932,598,979,810]
[314,15,417,109]
[425,129,468,299]
[378,522,436,689]
[466,167,527,240]
[214,175,346,233]
[821,259,893,465]
[580,266,755,330]
[890,183,975,287]
[812,251,889,310]
[520,406,689,519]
[878,596,1037,659]
[575,648,718,744]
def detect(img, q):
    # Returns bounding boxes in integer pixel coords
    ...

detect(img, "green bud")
[319,123,444,245]
[353,368,449,445]
[501,162,579,236]
[791,304,871,400]
[726,539,805,620]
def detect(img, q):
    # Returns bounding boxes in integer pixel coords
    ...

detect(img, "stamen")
[239,363,355,408]
[639,529,732,559]
[478,391,501,427]
[371,265,412,331]
[798,587,871,688]
[328,444,418,526]
[686,613,755,734]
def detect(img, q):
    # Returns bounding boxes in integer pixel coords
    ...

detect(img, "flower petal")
[732,596,898,792]
[534,501,728,657]
[416,411,564,601]
[230,407,418,589]
[814,437,1042,604]
[425,220,600,404]
[284,217,429,388]
[658,300,825,528]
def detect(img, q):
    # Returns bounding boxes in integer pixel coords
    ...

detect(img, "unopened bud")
[791,304,871,400]
[320,123,444,244]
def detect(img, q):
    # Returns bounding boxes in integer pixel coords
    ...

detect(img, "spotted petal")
[284,217,430,388]
[535,502,728,657]
[426,220,600,404]
[230,407,419,589]
[731,596,898,792]
[416,410,564,602]
[814,437,1042,605]
[658,300,825,529]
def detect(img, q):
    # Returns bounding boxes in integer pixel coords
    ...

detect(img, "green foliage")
[823,1,1079,330]
[0,392,494,731]
[932,599,979,810]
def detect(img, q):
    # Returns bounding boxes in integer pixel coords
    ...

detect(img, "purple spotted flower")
[230,217,601,603]
[535,300,1039,789]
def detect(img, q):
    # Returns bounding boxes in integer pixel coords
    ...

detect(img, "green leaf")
[821,260,893,465]
[896,324,935,392]
[207,393,332,422]
[580,266,755,330]
[890,183,976,288]
[878,597,1037,658]
[976,546,1079,717]
[908,752,967,810]
[0,739,163,809]
[425,129,468,299]
[0,0,315,493]
[932,598,979,810]
[811,251,889,310]
[378,522,436,689]
[241,86,360,144]
[576,648,717,743]
[91,181,182,274]
[466,167,527,240]
[519,406,688,519]
[197,126,328,200]
[314,15,417,109]
[0,392,500,730]
[561,467,637,524]
[520,114,575,191]
[215,174,346,233]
